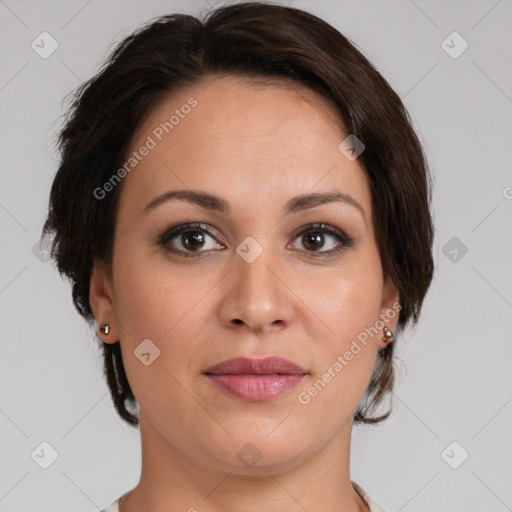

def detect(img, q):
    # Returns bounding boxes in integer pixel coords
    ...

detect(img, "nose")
[218,246,295,334]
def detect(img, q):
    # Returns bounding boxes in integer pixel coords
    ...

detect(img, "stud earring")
[99,324,110,335]
[382,326,394,344]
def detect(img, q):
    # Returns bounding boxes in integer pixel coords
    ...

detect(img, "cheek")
[109,249,209,417]
[318,280,382,366]
[302,252,384,407]
[111,243,224,384]
[112,227,183,327]
[315,249,384,343]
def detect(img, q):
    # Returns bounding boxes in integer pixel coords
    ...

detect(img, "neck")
[119,411,369,512]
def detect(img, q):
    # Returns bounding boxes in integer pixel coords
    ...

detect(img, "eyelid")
[292,222,351,242]
[291,222,355,254]
[157,222,224,245]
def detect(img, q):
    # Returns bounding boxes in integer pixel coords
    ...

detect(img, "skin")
[90,75,399,512]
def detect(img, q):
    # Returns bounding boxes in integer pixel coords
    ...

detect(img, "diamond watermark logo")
[134,338,161,366]
[31,441,59,469]
[442,236,468,263]
[441,441,469,469]
[338,134,365,161]
[31,32,59,59]
[236,236,263,264]
[32,239,51,263]
[237,442,262,468]
[441,31,468,59]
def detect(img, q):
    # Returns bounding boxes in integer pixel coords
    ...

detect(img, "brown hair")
[43,1,434,427]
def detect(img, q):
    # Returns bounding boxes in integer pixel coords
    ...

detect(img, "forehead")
[119,76,371,219]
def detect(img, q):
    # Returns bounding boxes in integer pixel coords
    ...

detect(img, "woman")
[43,2,434,511]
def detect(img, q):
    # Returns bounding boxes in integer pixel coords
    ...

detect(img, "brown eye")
[180,231,206,251]
[158,222,354,260]
[158,223,225,258]
[289,223,352,257]
[301,232,325,251]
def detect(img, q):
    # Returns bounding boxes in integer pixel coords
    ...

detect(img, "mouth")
[203,356,307,401]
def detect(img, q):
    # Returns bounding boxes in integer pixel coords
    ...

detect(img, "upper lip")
[204,356,307,375]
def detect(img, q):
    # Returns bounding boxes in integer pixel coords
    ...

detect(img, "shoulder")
[101,486,386,512]
[352,481,390,512]
[99,497,120,512]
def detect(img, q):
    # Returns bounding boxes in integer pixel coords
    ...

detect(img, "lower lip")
[205,374,305,401]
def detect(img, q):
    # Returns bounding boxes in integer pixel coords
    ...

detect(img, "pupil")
[182,231,204,251]
[304,232,323,250]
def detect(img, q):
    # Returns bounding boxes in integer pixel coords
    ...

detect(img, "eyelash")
[157,222,354,259]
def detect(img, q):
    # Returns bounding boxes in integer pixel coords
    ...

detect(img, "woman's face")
[91,76,399,474]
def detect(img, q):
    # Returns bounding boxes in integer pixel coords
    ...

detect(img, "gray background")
[1,0,511,510]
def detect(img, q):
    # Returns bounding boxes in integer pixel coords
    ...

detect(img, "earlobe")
[89,261,118,343]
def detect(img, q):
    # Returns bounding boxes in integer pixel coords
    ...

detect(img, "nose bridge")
[220,234,293,331]
[235,235,281,301]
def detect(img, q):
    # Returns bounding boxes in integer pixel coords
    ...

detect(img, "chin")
[203,425,312,476]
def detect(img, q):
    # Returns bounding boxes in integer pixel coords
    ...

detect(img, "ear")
[378,275,401,349]
[89,260,119,344]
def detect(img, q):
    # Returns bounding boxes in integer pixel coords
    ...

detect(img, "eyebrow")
[143,189,365,218]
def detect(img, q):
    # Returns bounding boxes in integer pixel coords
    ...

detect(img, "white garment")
[100,481,388,512]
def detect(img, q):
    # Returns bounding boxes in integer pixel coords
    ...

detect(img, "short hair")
[43,1,434,427]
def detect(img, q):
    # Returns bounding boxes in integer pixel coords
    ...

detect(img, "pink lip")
[205,356,306,375]
[204,356,307,401]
